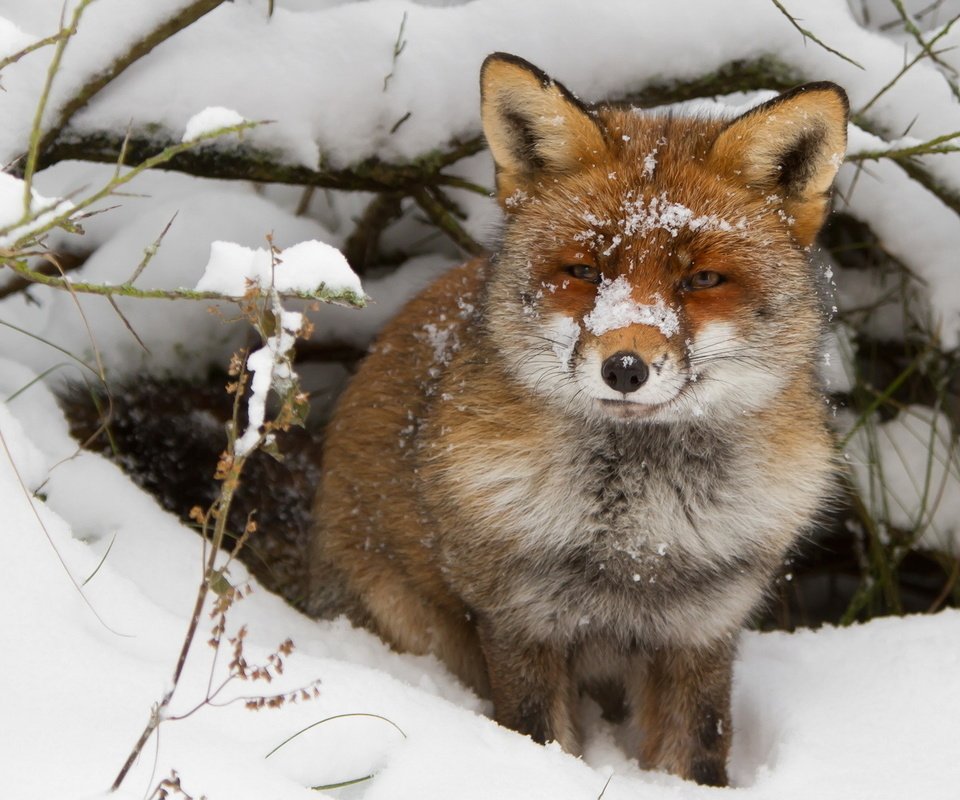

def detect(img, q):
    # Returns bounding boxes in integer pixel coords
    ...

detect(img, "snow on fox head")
[480,53,848,424]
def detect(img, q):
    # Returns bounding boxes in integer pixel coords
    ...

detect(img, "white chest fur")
[434,420,821,647]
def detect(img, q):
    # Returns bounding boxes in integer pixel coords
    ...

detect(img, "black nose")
[601,351,649,393]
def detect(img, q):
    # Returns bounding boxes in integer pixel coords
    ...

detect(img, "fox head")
[480,53,848,424]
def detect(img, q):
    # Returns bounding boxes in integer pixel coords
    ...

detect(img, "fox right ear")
[480,53,607,207]
[709,82,849,247]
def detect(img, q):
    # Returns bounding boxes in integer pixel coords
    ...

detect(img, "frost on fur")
[583,276,679,338]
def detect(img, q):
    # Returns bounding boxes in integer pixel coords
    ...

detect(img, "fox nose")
[601,351,649,393]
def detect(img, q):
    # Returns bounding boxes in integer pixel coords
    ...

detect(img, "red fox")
[312,54,847,785]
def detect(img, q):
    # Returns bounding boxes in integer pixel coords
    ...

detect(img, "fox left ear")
[709,82,849,247]
[480,53,608,207]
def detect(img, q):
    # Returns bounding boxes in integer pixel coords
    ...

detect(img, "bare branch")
[412,187,484,256]
[847,129,960,217]
[343,192,405,272]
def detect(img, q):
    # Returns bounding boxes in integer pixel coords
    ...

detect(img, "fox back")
[311,54,847,786]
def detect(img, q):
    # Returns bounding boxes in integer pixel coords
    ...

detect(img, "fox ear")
[709,82,848,247]
[481,53,607,207]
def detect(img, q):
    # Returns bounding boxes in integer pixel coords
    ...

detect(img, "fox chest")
[430,425,788,646]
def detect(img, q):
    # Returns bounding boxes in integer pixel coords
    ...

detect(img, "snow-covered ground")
[4,365,960,800]
[2,0,960,797]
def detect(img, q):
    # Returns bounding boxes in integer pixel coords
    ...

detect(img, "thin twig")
[107,295,151,353]
[382,11,408,92]
[848,129,960,161]
[0,28,69,76]
[111,405,250,792]
[769,0,865,69]
[128,212,179,285]
[0,250,85,299]
[436,174,493,196]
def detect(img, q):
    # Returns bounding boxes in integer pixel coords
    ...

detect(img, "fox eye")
[565,264,602,284]
[682,270,724,291]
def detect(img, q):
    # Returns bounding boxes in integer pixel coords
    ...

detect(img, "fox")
[311,53,848,786]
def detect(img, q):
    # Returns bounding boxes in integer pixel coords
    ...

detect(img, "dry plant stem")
[110,442,247,792]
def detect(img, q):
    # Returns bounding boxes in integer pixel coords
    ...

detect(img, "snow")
[194,237,362,456]
[1,1,959,342]
[236,307,304,457]
[584,276,680,338]
[575,193,746,260]
[0,15,33,59]
[549,314,581,370]
[1,0,959,796]
[2,367,960,799]
[0,170,381,381]
[196,239,363,299]
[182,105,248,143]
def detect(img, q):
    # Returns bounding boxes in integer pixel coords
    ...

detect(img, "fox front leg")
[630,638,736,786]
[476,617,580,753]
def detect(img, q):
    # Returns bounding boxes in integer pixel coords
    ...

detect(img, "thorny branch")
[888,0,960,103]
[768,0,865,69]
[856,10,960,115]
